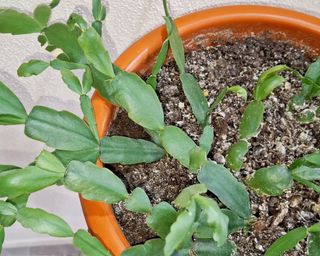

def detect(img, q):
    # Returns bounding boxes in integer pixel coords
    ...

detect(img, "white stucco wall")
[1,0,320,248]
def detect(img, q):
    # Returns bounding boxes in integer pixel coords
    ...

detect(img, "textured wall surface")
[1,0,320,248]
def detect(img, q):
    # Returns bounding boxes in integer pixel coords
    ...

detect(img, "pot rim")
[81,5,320,256]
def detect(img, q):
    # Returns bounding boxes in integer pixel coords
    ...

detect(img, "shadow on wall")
[0,70,34,112]
[0,150,43,167]
[2,244,80,256]
[0,69,81,114]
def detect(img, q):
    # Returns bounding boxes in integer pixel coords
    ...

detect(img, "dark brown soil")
[108,35,320,255]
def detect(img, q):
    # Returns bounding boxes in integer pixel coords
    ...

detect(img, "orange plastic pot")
[81,5,320,256]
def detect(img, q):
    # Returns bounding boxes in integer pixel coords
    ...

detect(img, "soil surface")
[108,35,320,255]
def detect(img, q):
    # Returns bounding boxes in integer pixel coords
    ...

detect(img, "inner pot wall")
[80,5,320,256]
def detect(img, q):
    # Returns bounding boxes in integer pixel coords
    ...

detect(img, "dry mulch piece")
[108,35,320,255]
